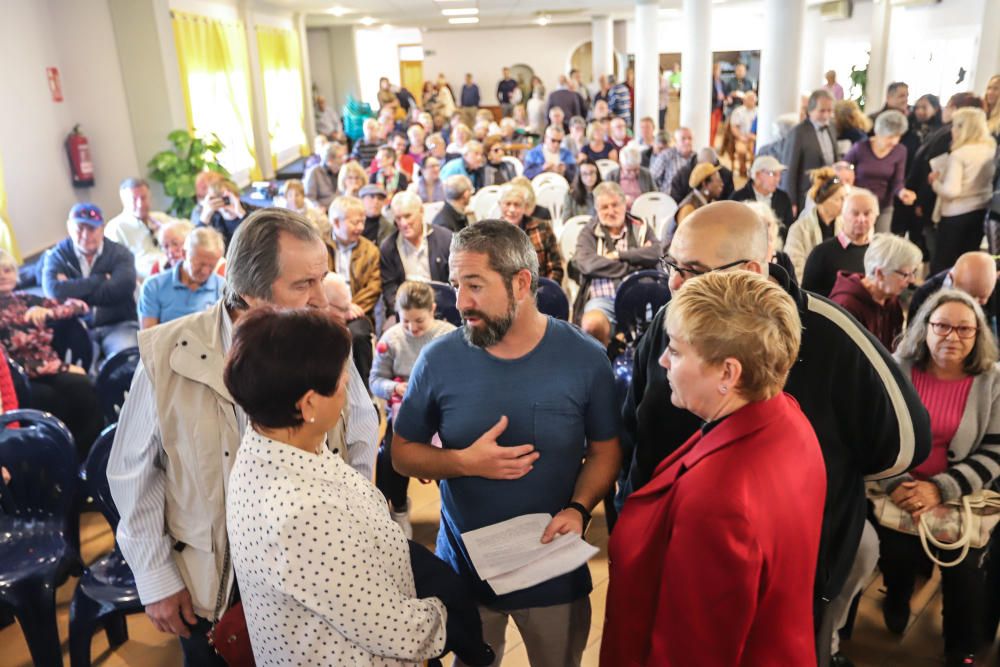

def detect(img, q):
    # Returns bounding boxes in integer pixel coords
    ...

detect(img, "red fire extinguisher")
[65,124,95,188]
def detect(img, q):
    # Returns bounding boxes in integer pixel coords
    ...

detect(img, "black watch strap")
[565,501,592,528]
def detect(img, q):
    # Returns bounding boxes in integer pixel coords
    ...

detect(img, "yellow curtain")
[171,11,261,180]
[0,152,21,263]
[256,26,309,166]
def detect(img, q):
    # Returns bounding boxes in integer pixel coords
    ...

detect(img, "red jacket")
[829,271,903,351]
[601,393,826,666]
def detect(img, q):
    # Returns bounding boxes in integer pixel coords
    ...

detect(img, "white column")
[679,0,711,147]
[591,15,614,84]
[974,0,1000,92]
[757,0,806,147]
[296,13,316,145]
[798,6,825,98]
[634,0,660,129]
[866,0,892,113]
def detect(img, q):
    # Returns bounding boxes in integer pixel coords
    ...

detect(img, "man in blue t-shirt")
[393,220,621,667]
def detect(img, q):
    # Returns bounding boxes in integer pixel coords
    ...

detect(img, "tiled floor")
[3,477,998,666]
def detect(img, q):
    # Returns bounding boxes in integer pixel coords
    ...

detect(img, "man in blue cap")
[42,202,139,358]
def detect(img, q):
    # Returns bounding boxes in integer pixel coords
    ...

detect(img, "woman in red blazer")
[601,271,827,666]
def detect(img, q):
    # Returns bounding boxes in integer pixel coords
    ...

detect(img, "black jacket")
[42,237,137,327]
[669,157,735,203]
[622,263,930,611]
[908,267,1000,337]
[379,224,453,312]
[729,182,795,234]
[432,202,469,234]
[781,120,841,212]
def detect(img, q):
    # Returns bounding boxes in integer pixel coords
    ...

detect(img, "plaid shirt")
[520,217,564,283]
[651,147,690,193]
[589,229,630,299]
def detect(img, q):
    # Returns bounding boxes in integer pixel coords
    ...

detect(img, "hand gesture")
[393,381,408,397]
[541,508,584,544]
[891,480,942,518]
[23,306,51,328]
[898,188,917,206]
[146,588,197,638]
[460,415,539,480]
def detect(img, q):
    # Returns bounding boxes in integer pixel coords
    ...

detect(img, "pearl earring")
[719,386,728,394]
[309,417,316,423]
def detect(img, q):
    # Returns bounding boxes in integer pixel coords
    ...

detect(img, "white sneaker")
[390,498,413,539]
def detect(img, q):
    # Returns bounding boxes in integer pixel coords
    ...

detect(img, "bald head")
[322,273,352,322]
[951,251,998,305]
[668,202,769,289]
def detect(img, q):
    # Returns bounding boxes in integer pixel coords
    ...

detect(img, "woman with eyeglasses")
[784,167,847,282]
[482,135,516,186]
[828,233,921,350]
[875,289,1000,667]
[564,160,603,219]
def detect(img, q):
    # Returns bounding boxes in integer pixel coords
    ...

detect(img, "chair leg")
[12,585,63,667]
[103,611,129,648]
[69,585,101,667]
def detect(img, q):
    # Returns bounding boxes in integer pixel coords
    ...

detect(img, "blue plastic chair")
[613,269,672,344]
[95,347,140,424]
[7,356,31,407]
[0,409,82,667]
[429,281,462,327]
[51,317,94,372]
[69,424,144,667]
[536,277,570,321]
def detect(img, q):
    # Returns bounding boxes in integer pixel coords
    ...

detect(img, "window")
[256,26,308,168]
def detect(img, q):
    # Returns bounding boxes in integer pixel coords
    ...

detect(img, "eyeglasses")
[893,269,918,281]
[929,321,978,339]
[660,257,750,280]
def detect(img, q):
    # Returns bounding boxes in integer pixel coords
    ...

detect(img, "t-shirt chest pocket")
[532,401,586,457]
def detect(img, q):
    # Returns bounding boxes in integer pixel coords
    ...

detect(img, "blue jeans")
[92,320,139,359]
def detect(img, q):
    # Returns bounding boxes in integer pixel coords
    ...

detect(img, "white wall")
[0,0,140,257]
[308,27,335,104]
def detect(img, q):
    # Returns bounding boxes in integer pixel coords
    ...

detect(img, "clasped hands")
[890,480,942,519]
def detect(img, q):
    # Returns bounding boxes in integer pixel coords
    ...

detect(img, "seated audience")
[498,183,564,282]
[606,145,654,207]
[877,289,1000,667]
[498,117,518,144]
[350,118,382,169]
[445,122,472,157]
[279,179,330,237]
[930,107,997,274]
[139,227,225,329]
[608,117,630,153]
[564,160,602,219]
[304,134,328,170]
[909,251,999,335]
[829,233,921,350]
[370,146,410,199]
[42,203,138,357]
[784,167,848,282]
[338,160,369,199]
[189,170,225,225]
[433,175,473,233]
[844,110,915,233]
[371,281,455,537]
[579,121,618,164]
[744,201,796,283]
[314,94,344,141]
[439,140,485,190]
[483,136,516,186]
[380,192,452,313]
[676,163,725,225]
[524,125,577,182]
[326,196,381,386]
[562,116,587,157]
[802,188,878,297]
[303,141,346,211]
[547,106,566,134]
[388,132,416,179]
[729,155,794,236]
[222,308,450,665]
[359,184,395,246]
[149,219,194,276]
[508,175,552,221]
[413,156,445,203]
[669,147,735,203]
[651,127,694,193]
[406,124,427,165]
[105,177,170,279]
[602,271,824,667]
[0,248,103,456]
[426,133,447,162]
[197,178,247,249]
[573,182,660,346]
[631,116,657,168]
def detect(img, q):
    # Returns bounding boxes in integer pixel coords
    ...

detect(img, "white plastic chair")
[595,159,618,180]
[423,201,444,224]
[530,172,569,192]
[534,182,568,227]
[559,215,591,266]
[630,192,678,240]
[470,185,503,221]
[502,155,524,177]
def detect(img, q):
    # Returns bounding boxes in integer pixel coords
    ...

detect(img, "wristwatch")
[564,501,592,532]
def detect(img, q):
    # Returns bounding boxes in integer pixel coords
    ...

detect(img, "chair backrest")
[559,215,592,264]
[534,182,568,226]
[630,192,678,240]
[423,201,445,224]
[81,424,120,531]
[96,347,140,423]
[51,317,94,372]
[0,410,79,533]
[501,155,524,176]
[536,277,570,321]
[530,172,569,192]
[613,269,672,343]
[470,185,503,221]
[595,159,618,180]
[429,280,462,326]
[7,357,31,407]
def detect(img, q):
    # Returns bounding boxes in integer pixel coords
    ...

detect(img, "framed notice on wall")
[47,67,63,102]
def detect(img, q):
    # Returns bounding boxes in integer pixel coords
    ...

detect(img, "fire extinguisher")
[65,124,95,188]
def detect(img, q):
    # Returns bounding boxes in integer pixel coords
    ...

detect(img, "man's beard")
[461,295,516,348]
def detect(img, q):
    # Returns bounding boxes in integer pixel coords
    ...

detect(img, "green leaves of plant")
[147,128,230,218]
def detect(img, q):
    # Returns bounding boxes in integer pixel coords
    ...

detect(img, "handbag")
[867,484,1000,567]
[208,602,256,667]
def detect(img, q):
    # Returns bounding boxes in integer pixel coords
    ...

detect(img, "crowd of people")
[4,59,1000,667]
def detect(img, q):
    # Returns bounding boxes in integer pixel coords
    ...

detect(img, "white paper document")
[929,153,949,176]
[461,513,599,595]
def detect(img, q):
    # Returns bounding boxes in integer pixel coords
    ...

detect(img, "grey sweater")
[369,319,455,401]
[881,358,1000,501]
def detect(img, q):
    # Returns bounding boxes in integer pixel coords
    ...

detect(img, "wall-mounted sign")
[47,67,63,102]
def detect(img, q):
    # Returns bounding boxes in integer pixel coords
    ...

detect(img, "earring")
[309,417,316,423]
[719,386,728,394]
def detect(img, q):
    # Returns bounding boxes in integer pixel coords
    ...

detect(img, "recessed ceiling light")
[324,6,351,16]
[535,15,550,26]
[380,23,393,31]
[448,17,479,24]
[358,16,377,25]
[442,7,478,16]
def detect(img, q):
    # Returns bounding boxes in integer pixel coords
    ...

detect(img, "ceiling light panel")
[441,8,479,15]
[448,16,479,24]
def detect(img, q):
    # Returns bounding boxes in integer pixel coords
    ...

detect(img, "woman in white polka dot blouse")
[223,307,447,666]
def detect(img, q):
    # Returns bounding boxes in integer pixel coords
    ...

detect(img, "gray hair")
[843,187,880,217]
[0,249,16,272]
[329,195,364,224]
[773,113,798,140]
[697,147,719,164]
[593,181,626,204]
[390,190,423,215]
[807,89,834,111]
[157,219,194,245]
[444,174,473,201]
[619,145,642,168]
[451,219,539,295]
[321,142,344,161]
[896,288,999,375]
[462,140,483,157]
[119,177,150,191]
[863,233,921,277]
[499,183,532,205]
[874,110,909,138]
[569,116,587,129]
[184,226,225,256]
[743,201,781,247]
[224,207,322,309]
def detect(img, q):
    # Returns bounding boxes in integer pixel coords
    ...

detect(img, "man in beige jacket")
[108,208,379,664]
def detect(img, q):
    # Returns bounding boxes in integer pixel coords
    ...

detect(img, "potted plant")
[849,60,869,111]
[148,130,229,219]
